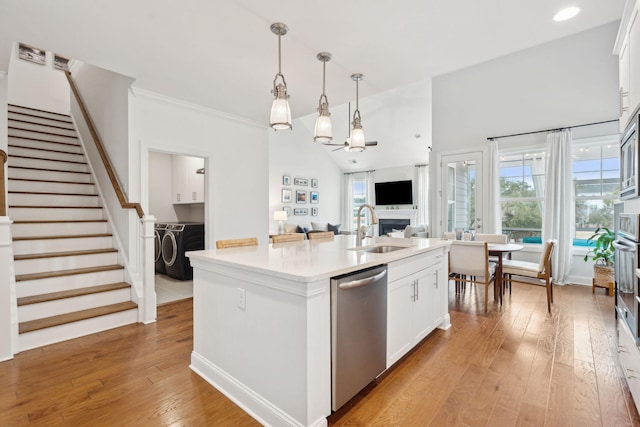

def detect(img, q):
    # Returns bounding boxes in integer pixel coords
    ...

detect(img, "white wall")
[268,124,343,235]
[7,43,69,114]
[431,22,620,285]
[132,90,269,247]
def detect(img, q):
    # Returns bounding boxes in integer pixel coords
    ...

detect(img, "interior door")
[440,152,483,236]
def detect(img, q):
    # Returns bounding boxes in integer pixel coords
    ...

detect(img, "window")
[573,138,619,243]
[350,174,367,231]
[499,151,545,243]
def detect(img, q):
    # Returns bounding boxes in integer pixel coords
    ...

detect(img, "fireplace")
[378,219,410,236]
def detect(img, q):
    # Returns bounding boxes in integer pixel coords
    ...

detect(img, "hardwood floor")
[0,282,638,426]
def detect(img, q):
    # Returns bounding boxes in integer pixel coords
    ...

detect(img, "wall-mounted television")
[374,180,413,205]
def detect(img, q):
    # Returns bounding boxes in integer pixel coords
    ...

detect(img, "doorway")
[440,151,484,236]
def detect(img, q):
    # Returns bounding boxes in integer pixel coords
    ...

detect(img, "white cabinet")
[172,155,204,204]
[386,251,446,367]
[629,6,640,117]
[618,2,640,131]
[618,319,640,411]
[621,37,631,131]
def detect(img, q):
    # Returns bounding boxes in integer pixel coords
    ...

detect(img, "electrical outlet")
[237,288,246,310]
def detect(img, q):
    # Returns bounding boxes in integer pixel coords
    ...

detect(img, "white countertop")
[187,235,451,283]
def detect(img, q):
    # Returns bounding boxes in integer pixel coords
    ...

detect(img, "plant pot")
[593,264,614,295]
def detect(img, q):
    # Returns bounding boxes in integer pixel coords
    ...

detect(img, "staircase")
[6,104,138,351]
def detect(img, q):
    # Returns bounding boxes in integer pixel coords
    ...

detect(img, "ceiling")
[0,0,626,170]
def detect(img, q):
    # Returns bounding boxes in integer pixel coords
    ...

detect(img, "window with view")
[351,175,367,231]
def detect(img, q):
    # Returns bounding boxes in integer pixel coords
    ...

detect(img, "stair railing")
[0,149,6,216]
[64,71,144,218]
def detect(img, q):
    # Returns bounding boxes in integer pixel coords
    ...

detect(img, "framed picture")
[310,191,319,204]
[18,43,46,66]
[294,177,309,186]
[296,190,307,203]
[283,206,291,216]
[53,54,70,71]
[283,175,291,185]
[311,207,318,216]
[311,178,318,188]
[294,208,308,216]
[282,188,292,203]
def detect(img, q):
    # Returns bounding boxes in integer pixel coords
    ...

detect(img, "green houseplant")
[583,227,615,293]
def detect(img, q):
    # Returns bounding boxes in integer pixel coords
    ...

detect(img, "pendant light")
[314,52,332,143]
[269,23,292,130]
[348,73,365,152]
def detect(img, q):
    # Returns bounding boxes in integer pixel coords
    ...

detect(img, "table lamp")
[274,210,288,234]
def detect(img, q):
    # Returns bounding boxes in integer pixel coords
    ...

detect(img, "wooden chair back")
[308,231,334,240]
[271,233,305,243]
[537,239,555,278]
[216,237,258,249]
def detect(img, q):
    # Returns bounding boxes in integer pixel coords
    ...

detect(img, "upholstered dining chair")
[474,233,509,263]
[448,240,497,312]
[443,231,456,240]
[215,237,259,249]
[271,233,305,243]
[501,240,555,313]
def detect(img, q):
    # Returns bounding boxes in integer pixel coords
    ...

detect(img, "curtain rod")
[486,119,618,141]
[344,169,375,175]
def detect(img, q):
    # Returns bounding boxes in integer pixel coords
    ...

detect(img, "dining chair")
[443,231,456,240]
[501,240,555,313]
[271,233,305,243]
[474,233,508,244]
[308,231,334,240]
[448,240,497,312]
[215,237,259,249]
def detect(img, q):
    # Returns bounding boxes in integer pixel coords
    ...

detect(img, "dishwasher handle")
[338,269,387,289]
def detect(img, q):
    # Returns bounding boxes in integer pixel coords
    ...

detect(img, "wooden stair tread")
[9,178,95,186]
[13,233,111,241]
[9,104,72,119]
[19,301,137,334]
[15,264,124,282]
[9,143,83,156]
[9,126,78,139]
[14,248,117,261]
[9,134,81,147]
[8,165,90,175]
[9,154,86,165]
[9,118,75,131]
[9,190,98,197]
[8,110,73,124]
[12,219,106,224]
[9,205,103,209]
[17,282,131,306]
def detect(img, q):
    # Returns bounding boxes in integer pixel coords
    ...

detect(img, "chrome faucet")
[356,204,379,247]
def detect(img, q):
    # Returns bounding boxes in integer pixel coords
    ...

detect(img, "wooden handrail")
[0,149,6,216]
[64,71,144,218]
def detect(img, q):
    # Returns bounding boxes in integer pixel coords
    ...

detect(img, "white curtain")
[343,173,354,231]
[487,139,501,234]
[530,152,546,216]
[543,129,574,284]
[415,165,428,226]
[365,171,375,227]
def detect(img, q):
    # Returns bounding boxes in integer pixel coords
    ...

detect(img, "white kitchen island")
[186,235,451,427]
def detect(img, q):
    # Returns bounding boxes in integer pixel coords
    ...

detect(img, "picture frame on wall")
[18,43,46,65]
[294,208,308,216]
[282,188,292,203]
[311,178,318,188]
[310,191,319,204]
[283,175,291,185]
[53,54,70,71]
[294,177,309,186]
[296,190,307,203]
[311,207,318,216]
[283,206,291,216]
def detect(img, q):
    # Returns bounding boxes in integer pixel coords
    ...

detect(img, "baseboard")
[190,351,327,427]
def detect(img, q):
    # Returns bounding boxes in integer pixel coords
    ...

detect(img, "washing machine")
[162,223,205,280]
[154,223,170,274]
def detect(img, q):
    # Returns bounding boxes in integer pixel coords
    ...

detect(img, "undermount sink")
[350,245,409,253]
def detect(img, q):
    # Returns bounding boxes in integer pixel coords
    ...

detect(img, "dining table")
[487,242,524,304]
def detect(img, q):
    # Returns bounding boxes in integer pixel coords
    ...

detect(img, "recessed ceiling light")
[553,6,580,22]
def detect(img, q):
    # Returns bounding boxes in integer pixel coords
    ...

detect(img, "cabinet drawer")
[618,319,640,411]
[387,250,442,283]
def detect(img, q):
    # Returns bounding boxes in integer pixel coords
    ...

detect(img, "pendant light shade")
[270,23,292,130]
[348,73,365,152]
[314,52,332,143]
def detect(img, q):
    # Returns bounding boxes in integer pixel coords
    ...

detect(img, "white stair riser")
[11,221,108,238]
[18,288,132,322]
[8,106,71,122]
[9,146,85,163]
[8,120,77,138]
[18,309,137,352]
[16,269,125,297]
[15,252,119,275]
[8,129,78,145]
[8,167,92,183]
[9,179,96,195]
[13,236,113,255]
[9,137,83,154]
[8,193,100,207]
[8,112,75,129]
[8,207,103,221]
[8,156,88,173]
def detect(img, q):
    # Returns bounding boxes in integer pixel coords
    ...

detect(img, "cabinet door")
[629,6,640,117]
[621,38,631,131]
[188,156,205,203]
[171,155,188,204]
[412,269,432,343]
[387,277,414,368]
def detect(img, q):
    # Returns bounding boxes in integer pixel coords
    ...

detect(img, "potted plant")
[583,227,615,292]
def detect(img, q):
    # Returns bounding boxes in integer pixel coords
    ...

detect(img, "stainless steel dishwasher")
[331,264,387,411]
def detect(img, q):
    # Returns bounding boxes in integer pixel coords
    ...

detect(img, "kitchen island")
[186,235,451,427]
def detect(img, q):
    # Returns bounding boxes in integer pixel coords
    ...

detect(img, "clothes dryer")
[154,223,170,274]
[162,223,205,280]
